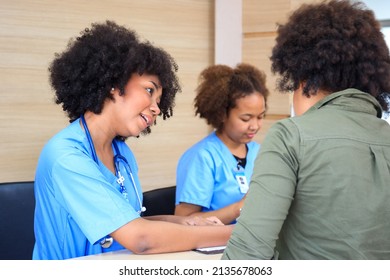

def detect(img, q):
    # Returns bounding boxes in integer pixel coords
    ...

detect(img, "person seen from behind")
[222,0,390,259]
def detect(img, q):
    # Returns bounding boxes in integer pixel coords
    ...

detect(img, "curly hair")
[270,0,390,112]
[194,63,269,131]
[49,20,181,133]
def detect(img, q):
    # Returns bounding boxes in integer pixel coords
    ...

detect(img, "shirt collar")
[307,88,383,118]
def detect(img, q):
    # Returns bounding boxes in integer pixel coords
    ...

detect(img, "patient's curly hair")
[194,63,269,131]
[49,20,181,133]
[271,0,390,112]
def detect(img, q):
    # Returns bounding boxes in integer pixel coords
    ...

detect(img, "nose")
[249,118,262,131]
[150,100,161,116]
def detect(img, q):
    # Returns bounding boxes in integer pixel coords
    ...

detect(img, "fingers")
[183,216,224,226]
[205,216,224,225]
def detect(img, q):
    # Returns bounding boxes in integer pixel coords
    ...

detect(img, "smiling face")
[217,92,266,147]
[112,73,162,137]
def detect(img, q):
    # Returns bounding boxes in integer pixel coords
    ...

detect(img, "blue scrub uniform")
[175,131,260,222]
[33,119,142,260]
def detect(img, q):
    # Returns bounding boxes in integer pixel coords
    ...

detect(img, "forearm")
[141,223,233,254]
[143,215,223,226]
[112,218,233,254]
[143,215,185,224]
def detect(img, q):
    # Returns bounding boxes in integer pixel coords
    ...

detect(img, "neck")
[81,112,116,174]
[216,131,247,158]
[82,112,114,149]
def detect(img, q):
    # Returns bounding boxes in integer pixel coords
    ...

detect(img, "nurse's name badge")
[234,167,249,194]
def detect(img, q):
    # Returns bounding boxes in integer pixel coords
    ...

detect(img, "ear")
[110,87,122,100]
[221,111,228,123]
[297,81,305,93]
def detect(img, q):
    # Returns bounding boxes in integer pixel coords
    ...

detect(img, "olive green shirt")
[222,89,390,259]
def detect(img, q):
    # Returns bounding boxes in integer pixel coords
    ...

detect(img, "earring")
[111,87,115,91]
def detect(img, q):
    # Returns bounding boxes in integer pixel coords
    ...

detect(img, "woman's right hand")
[183,215,224,226]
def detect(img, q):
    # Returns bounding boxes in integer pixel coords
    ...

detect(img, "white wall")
[215,0,242,66]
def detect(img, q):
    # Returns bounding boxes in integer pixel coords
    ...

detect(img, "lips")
[140,113,152,127]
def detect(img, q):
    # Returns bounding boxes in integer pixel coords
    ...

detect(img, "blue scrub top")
[175,131,260,221]
[33,119,142,259]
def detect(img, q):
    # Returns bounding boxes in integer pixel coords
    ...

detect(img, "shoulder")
[260,117,301,151]
[42,121,86,160]
[270,117,300,135]
[181,132,221,157]
[178,133,223,169]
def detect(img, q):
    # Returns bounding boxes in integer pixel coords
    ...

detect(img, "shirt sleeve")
[51,151,140,245]
[176,147,216,209]
[222,119,300,259]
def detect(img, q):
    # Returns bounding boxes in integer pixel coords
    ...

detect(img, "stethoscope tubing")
[80,115,145,214]
[81,114,147,249]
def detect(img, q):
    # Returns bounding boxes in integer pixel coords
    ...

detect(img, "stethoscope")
[80,115,146,248]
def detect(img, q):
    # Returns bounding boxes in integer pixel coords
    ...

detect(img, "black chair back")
[0,181,35,260]
[142,186,176,216]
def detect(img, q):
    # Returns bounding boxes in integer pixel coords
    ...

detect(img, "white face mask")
[382,112,390,124]
[290,104,296,117]
[289,91,295,117]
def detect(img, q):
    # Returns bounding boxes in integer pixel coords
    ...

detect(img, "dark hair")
[270,0,390,112]
[49,20,181,133]
[194,63,269,131]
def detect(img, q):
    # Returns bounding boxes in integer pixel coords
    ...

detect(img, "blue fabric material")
[176,131,260,218]
[33,119,141,259]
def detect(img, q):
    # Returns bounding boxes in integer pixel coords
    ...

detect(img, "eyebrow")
[242,110,266,116]
[150,81,160,90]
